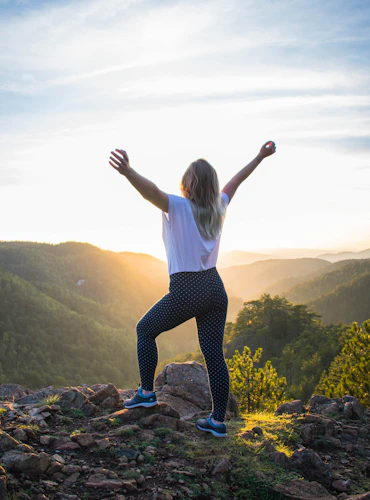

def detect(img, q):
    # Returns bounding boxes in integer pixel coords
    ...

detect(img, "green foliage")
[0,241,197,390]
[227,346,286,412]
[63,408,85,419]
[225,293,347,402]
[316,320,370,405]
[153,427,174,438]
[37,394,61,407]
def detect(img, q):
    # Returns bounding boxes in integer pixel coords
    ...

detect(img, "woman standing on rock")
[109,141,276,437]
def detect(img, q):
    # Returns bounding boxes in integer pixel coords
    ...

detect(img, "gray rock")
[291,448,332,487]
[0,431,19,453]
[59,389,87,409]
[155,361,238,419]
[342,396,364,420]
[89,384,120,406]
[275,400,304,415]
[1,450,50,476]
[270,451,292,469]
[273,479,335,499]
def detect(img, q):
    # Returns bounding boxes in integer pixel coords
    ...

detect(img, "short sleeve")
[166,194,187,225]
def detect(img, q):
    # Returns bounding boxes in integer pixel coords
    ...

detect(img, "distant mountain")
[317,248,370,262]
[284,259,370,304]
[264,259,351,298]
[282,259,370,325]
[218,258,330,301]
[217,250,273,268]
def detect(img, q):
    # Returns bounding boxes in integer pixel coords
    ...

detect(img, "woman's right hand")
[259,141,277,159]
[109,149,131,176]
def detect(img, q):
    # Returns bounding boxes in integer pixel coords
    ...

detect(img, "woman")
[109,141,276,437]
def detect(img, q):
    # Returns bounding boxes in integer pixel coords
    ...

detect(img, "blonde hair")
[180,158,226,240]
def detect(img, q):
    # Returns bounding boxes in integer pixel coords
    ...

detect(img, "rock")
[140,414,179,431]
[0,431,19,453]
[85,473,123,489]
[16,387,64,405]
[332,479,350,492]
[1,450,50,476]
[58,442,81,451]
[154,361,238,419]
[81,403,98,417]
[12,429,28,442]
[63,472,80,485]
[212,459,230,475]
[252,426,263,436]
[273,479,335,499]
[39,436,51,446]
[121,479,138,492]
[291,448,332,487]
[59,389,87,410]
[237,430,255,440]
[0,384,31,401]
[93,401,180,424]
[270,451,292,469]
[72,433,94,447]
[0,466,6,500]
[53,437,71,449]
[95,438,111,450]
[275,400,304,415]
[309,395,332,407]
[300,423,317,445]
[89,384,120,406]
[342,396,364,420]
[117,448,139,460]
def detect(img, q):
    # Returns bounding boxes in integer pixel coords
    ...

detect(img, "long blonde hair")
[180,159,226,240]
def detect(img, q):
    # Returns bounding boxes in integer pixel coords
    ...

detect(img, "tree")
[315,320,370,405]
[226,346,286,413]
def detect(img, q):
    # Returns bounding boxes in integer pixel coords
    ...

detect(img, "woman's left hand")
[109,149,131,176]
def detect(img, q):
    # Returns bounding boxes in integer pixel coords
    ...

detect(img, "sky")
[1,0,370,261]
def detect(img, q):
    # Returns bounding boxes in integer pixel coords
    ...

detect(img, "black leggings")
[136,266,230,422]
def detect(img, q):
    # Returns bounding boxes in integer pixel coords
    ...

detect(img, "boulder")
[59,389,87,410]
[88,384,120,407]
[275,400,304,415]
[0,431,19,454]
[291,448,332,487]
[1,450,50,476]
[342,396,364,420]
[273,479,335,499]
[154,361,238,419]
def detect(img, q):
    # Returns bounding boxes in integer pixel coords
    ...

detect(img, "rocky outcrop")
[154,361,239,419]
[1,377,370,500]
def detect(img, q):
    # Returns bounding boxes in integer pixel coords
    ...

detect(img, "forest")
[0,241,369,406]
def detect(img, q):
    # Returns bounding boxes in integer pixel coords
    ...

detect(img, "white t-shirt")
[162,191,230,275]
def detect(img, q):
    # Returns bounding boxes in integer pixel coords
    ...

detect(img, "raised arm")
[221,141,276,204]
[109,149,169,212]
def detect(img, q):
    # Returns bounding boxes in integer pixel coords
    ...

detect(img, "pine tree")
[226,346,287,412]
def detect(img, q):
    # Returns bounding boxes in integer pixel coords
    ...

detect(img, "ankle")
[211,417,223,425]
[141,388,154,396]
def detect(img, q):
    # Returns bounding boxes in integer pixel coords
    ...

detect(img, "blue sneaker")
[123,386,158,409]
[196,413,227,438]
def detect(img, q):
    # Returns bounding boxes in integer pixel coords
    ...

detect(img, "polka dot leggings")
[136,266,230,422]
